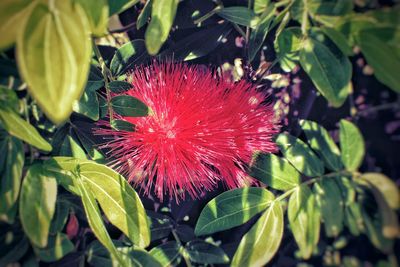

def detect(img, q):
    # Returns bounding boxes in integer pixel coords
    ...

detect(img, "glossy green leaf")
[0,107,52,151]
[248,4,275,62]
[300,31,351,107]
[111,95,149,117]
[288,184,320,259]
[0,136,24,223]
[34,233,74,262]
[129,250,163,267]
[274,27,303,72]
[356,30,400,92]
[150,241,181,267]
[137,0,152,29]
[17,0,92,124]
[232,201,283,267]
[145,0,179,55]
[109,0,139,15]
[276,133,324,177]
[111,119,136,132]
[19,164,58,248]
[300,120,342,171]
[109,81,132,93]
[48,157,150,248]
[110,40,148,76]
[361,173,399,210]
[160,24,232,61]
[250,154,301,190]
[195,187,274,236]
[73,83,100,121]
[217,7,260,28]
[76,0,109,36]
[0,0,35,51]
[50,199,70,234]
[186,240,229,264]
[339,120,365,171]
[314,179,344,237]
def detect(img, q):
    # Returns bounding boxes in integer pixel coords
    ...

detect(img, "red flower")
[96,63,278,201]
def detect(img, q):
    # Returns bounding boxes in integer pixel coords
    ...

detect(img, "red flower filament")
[96,63,278,200]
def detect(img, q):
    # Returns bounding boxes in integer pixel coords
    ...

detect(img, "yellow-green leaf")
[76,0,109,36]
[17,0,92,124]
[361,173,400,210]
[339,119,365,171]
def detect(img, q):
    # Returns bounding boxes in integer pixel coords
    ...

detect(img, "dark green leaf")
[111,119,136,132]
[137,0,152,29]
[128,250,163,267]
[0,231,29,266]
[108,0,139,15]
[109,81,132,93]
[86,240,136,267]
[73,84,100,121]
[300,120,342,171]
[50,199,70,234]
[150,241,181,267]
[147,211,173,242]
[195,187,274,235]
[276,133,324,177]
[217,7,260,28]
[110,40,148,76]
[232,201,283,267]
[0,86,19,111]
[0,107,52,151]
[339,120,365,171]
[186,240,229,264]
[344,202,364,236]
[34,233,74,262]
[288,184,320,259]
[111,95,149,117]
[320,26,353,56]
[19,164,58,247]
[250,154,301,190]
[274,27,303,72]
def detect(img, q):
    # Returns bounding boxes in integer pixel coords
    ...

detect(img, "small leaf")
[73,84,100,121]
[217,7,260,28]
[288,184,320,259]
[137,0,152,29]
[111,119,135,132]
[186,240,229,264]
[314,179,344,237]
[361,173,399,210]
[250,154,301,191]
[150,241,181,267]
[110,40,148,76]
[108,0,139,15]
[145,0,179,55]
[17,0,92,124]
[76,0,109,36]
[274,27,303,72]
[19,164,58,248]
[34,233,74,262]
[147,211,173,242]
[339,120,365,171]
[232,201,283,267]
[109,81,132,93]
[276,133,324,177]
[0,107,52,151]
[111,95,149,117]
[300,120,342,171]
[195,187,275,236]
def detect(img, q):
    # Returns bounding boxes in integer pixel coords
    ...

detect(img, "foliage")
[0,0,399,266]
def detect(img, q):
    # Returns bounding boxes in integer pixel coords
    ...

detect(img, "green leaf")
[254,0,270,14]
[344,202,364,236]
[147,212,173,242]
[361,173,399,210]
[195,187,275,236]
[300,120,342,171]
[50,199,70,234]
[0,0,35,51]
[0,107,52,151]
[339,120,365,171]
[111,95,149,117]
[109,81,132,93]
[145,0,179,55]
[320,26,353,56]
[276,133,324,177]
[288,184,320,259]
[109,0,139,15]
[0,232,29,266]
[34,233,74,262]
[231,201,283,267]
[111,119,135,132]
[73,83,100,121]
[299,30,351,107]
[150,241,181,267]
[76,0,109,36]
[314,179,344,237]
[17,0,92,124]
[217,7,260,28]
[356,30,400,92]
[159,24,232,61]
[48,157,151,248]
[248,4,275,62]
[128,250,163,267]
[274,27,303,72]
[19,164,58,248]
[0,136,24,223]
[186,240,229,264]
[137,0,152,29]
[250,154,301,191]
[110,40,148,76]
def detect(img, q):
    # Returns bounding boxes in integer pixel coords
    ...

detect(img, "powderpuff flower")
[96,62,279,201]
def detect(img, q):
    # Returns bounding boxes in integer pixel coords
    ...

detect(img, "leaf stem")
[171,229,193,267]
[193,5,223,25]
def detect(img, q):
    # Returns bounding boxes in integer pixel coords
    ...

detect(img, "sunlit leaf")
[111,95,149,117]
[217,7,260,28]
[110,40,148,76]
[274,27,302,72]
[150,241,181,267]
[76,0,109,36]
[339,120,365,171]
[109,0,139,15]
[361,173,399,210]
